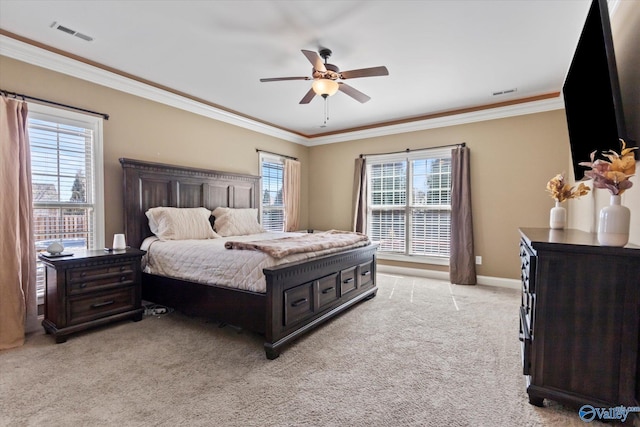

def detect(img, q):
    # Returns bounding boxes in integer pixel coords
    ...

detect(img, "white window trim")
[28,103,105,249]
[366,147,452,266]
[376,252,450,266]
[259,152,285,231]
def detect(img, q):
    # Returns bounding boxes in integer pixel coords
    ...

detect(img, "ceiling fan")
[260,48,389,104]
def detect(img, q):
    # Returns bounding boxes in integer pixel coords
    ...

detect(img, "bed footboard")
[262,244,378,359]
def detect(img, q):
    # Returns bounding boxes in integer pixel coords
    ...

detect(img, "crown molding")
[0,34,307,144]
[307,96,564,146]
[1,33,563,147]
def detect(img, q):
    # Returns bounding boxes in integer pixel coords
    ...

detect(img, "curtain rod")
[0,89,110,120]
[256,149,298,161]
[359,142,465,158]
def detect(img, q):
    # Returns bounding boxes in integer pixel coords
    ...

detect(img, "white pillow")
[212,207,265,237]
[145,207,219,240]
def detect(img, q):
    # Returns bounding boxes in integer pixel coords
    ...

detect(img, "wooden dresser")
[40,248,145,343]
[518,228,640,411]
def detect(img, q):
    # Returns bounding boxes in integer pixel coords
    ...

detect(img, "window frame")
[259,152,285,232]
[29,104,105,302]
[366,147,452,266]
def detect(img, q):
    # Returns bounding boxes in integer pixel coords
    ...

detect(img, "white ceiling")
[0,0,596,140]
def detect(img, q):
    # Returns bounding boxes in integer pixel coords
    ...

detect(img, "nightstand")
[39,248,145,343]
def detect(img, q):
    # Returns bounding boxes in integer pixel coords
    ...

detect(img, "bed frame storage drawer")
[340,266,358,295]
[358,261,374,289]
[315,273,339,309]
[284,282,314,326]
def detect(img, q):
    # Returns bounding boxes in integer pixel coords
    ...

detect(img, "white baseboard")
[377,264,521,290]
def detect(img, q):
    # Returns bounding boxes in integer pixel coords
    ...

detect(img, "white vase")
[597,194,630,247]
[549,201,566,230]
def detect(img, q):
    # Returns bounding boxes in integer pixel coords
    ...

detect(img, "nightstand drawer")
[68,271,134,295]
[68,288,136,326]
[67,262,135,283]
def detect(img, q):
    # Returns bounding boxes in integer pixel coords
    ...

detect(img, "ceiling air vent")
[50,21,94,42]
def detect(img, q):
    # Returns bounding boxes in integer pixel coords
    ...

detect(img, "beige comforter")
[224,230,370,259]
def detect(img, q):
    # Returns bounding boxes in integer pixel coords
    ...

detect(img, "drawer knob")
[343,277,354,284]
[120,266,126,272]
[361,270,371,276]
[291,298,308,307]
[321,286,335,294]
[120,276,126,282]
[80,283,87,289]
[80,272,86,277]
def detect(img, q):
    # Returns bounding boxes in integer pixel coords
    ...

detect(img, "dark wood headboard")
[120,158,261,249]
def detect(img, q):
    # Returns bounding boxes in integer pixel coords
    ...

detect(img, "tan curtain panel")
[283,159,300,232]
[449,146,477,285]
[0,97,38,349]
[352,157,367,233]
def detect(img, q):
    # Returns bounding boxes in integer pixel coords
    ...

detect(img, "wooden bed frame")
[120,158,378,359]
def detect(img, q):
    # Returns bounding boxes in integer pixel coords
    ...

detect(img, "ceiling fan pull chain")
[323,97,327,125]
[323,97,330,126]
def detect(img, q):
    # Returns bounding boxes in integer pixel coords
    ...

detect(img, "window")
[260,153,284,231]
[367,148,452,263]
[29,104,104,303]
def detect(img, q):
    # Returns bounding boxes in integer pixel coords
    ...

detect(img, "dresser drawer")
[67,287,136,326]
[315,273,339,309]
[519,306,532,376]
[358,261,374,288]
[284,282,314,326]
[520,240,536,293]
[340,266,357,296]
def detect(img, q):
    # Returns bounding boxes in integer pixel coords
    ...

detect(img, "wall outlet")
[475,256,482,265]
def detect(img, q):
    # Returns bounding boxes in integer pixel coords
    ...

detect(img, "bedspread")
[141,232,371,293]
[224,230,370,258]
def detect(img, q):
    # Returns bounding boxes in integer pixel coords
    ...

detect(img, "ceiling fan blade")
[301,50,327,73]
[299,88,316,104]
[340,66,389,79]
[338,82,371,103]
[260,77,310,82]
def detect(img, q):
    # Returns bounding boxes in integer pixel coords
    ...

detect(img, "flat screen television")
[562,0,635,180]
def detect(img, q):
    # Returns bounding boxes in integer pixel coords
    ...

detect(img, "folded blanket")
[224,230,370,259]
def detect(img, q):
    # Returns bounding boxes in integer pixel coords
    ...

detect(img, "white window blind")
[367,148,452,260]
[29,104,104,302]
[260,154,285,232]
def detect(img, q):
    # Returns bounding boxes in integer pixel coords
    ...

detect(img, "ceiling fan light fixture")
[312,78,339,97]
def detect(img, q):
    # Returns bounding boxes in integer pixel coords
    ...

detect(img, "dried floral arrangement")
[579,139,638,195]
[546,173,590,202]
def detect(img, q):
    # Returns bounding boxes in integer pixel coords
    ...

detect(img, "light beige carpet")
[0,273,622,426]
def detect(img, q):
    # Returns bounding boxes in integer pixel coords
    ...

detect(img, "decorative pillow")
[212,207,265,237]
[145,207,219,240]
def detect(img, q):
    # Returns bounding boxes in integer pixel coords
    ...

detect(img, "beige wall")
[309,111,573,279]
[0,56,311,242]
